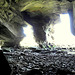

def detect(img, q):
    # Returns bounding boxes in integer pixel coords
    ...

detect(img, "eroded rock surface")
[0,0,73,46]
[3,48,75,75]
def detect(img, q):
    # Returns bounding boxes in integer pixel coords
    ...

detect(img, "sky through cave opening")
[53,13,75,48]
[20,13,75,48]
[20,24,38,48]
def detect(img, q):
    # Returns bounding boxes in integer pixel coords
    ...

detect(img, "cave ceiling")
[0,0,73,46]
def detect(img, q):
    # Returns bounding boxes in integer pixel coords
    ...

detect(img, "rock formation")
[0,0,74,47]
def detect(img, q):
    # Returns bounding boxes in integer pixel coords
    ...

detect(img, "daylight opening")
[20,24,38,48]
[53,14,75,48]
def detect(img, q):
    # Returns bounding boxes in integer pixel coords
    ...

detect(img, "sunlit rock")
[0,0,74,47]
[20,25,38,48]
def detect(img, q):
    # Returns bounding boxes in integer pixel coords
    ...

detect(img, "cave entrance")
[20,14,75,49]
[20,24,38,48]
[53,13,75,48]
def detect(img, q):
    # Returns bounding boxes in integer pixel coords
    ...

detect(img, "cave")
[0,0,75,75]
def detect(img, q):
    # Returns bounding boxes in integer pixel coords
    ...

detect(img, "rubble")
[3,48,75,75]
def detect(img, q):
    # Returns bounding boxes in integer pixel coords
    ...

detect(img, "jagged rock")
[3,48,75,75]
[0,0,73,46]
[0,50,11,75]
[22,69,42,75]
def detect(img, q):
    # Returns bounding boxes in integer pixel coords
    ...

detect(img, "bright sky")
[20,14,75,48]
[20,25,38,47]
[53,14,75,47]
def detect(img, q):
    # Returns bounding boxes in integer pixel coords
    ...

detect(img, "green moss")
[19,0,59,13]
[48,45,51,48]
[20,1,44,11]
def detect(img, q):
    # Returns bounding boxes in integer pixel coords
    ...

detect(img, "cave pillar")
[68,2,75,36]
[73,2,75,28]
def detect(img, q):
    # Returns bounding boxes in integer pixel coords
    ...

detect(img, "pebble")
[4,48,75,75]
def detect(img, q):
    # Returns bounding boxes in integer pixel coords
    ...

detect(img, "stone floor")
[3,48,75,75]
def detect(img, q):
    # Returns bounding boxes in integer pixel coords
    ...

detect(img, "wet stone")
[3,48,75,75]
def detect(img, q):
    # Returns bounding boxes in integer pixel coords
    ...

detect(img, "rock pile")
[3,48,75,75]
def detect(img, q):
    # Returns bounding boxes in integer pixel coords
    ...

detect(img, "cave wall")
[0,0,27,46]
[0,0,74,47]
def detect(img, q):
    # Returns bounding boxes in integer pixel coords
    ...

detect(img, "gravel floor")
[3,48,75,75]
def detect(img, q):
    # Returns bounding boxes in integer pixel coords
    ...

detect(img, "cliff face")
[0,0,73,47]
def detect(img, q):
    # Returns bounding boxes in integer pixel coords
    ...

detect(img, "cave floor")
[3,48,75,75]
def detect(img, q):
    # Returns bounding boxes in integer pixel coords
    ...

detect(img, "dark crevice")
[68,9,75,36]
[67,0,74,2]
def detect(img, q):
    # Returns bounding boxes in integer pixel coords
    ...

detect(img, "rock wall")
[0,0,74,47]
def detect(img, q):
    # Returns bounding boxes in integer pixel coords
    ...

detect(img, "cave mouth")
[20,13,75,49]
[52,13,75,48]
[20,24,38,48]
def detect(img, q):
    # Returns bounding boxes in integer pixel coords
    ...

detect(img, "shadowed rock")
[22,69,42,75]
